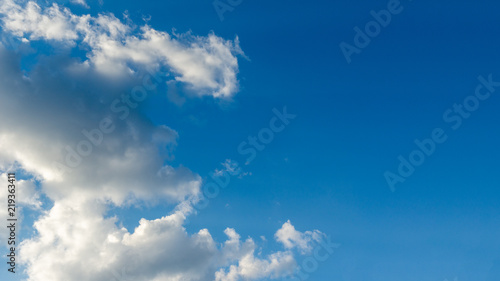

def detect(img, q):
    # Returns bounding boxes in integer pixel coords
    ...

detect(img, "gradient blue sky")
[1,0,500,280]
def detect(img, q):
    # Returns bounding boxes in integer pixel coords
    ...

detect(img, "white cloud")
[215,251,296,281]
[0,0,244,98]
[20,198,219,281]
[215,228,297,281]
[19,196,301,281]
[214,159,251,179]
[70,0,89,8]
[0,56,201,205]
[0,38,310,281]
[0,1,79,41]
[275,220,324,254]
[0,2,324,281]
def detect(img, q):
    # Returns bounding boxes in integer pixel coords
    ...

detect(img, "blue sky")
[0,0,499,280]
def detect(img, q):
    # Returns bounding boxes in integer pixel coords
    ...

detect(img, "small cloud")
[213,159,251,179]
[71,0,90,8]
[275,220,325,255]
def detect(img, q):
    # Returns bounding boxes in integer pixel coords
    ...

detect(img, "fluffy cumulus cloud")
[20,199,217,281]
[0,47,200,205]
[215,229,297,281]
[0,0,244,97]
[0,1,323,280]
[275,220,324,254]
[20,197,305,281]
